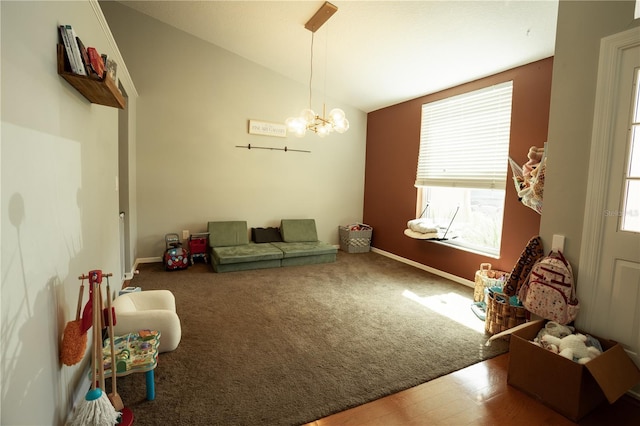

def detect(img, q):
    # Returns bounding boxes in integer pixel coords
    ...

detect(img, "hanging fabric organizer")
[508,143,547,215]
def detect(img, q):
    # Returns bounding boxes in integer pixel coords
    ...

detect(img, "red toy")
[188,232,209,264]
[163,233,189,271]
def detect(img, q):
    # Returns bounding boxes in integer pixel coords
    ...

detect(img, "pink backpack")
[518,250,579,325]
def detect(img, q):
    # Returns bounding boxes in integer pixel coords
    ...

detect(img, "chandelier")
[286,2,349,138]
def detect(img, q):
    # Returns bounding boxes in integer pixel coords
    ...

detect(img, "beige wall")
[101,1,368,259]
[540,0,639,276]
[1,1,137,425]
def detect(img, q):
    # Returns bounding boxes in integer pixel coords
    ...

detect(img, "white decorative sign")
[248,120,287,137]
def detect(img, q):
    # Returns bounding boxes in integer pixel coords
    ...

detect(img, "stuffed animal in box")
[532,321,574,352]
[541,333,602,364]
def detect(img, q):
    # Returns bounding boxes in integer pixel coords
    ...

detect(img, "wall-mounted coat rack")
[235,144,310,154]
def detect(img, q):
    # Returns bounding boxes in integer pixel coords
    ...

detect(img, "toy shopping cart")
[188,232,209,264]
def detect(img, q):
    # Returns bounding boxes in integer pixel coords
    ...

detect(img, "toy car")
[163,233,189,271]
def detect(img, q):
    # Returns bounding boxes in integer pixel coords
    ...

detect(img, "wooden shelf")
[57,44,126,109]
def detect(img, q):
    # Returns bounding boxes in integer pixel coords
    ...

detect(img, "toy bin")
[339,224,373,253]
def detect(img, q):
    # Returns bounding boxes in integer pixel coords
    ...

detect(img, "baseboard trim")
[136,257,162,264]
[133,251,473,288]
[370,247,474,288]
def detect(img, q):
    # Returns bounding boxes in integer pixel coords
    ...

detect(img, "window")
[415,81,513,257]
[621,68,640,232]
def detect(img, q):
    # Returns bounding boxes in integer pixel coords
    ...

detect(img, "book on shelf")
[64,25,87,76]
[59,25,80,74]
[75,36,96,78]
[86,47,105,78]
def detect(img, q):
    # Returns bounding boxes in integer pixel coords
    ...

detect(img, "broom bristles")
[69,388,120,426]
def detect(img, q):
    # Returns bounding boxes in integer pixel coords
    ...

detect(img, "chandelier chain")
[323,24,328,107]
[309,32,314,110]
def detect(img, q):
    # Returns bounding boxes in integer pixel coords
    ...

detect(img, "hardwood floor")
[305,353,640,426]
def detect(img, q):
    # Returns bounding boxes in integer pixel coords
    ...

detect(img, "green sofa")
[207,219,337,273]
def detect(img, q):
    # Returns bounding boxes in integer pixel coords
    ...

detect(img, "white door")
[591,43,640,355]
[579,26,640,380]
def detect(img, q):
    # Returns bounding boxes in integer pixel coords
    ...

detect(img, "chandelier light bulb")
[334,118,349,134]
[317,125,330,137]
[286,116,309,137]
[301,109,316,125]
[285,116,297,129]
[328,108,345,122]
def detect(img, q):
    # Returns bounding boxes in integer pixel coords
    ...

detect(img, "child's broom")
[69,270,120,426]
[105,274,124,410]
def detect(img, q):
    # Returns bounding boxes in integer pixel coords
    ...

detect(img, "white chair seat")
[112,290,181,353]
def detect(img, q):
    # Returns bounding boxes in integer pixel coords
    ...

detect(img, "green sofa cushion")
[270,241,337,258]
[281,253,336,267]
[212,243,283,264]
[208,221,249,247]
[280,219,318,242]
[212,259,281,273]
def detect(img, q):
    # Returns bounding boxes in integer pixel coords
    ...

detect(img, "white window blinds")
[415,81,513,189]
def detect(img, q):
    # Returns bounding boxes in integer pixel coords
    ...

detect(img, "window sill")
[428,238,500,259]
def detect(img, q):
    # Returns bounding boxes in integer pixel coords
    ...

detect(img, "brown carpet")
[113,251,508,425]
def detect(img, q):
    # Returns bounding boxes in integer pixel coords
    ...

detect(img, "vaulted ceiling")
[115,1,559,112]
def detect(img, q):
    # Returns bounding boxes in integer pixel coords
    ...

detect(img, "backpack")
[518,250,579,325]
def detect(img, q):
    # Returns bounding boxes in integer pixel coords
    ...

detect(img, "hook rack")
[78,272,113,280]
[235,144,311,154]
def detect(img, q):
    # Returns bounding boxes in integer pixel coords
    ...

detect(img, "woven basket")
[473,263,509,302]
[339,226,372,253]
[485,289,528,335]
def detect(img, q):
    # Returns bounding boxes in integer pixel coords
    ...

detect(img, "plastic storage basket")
[339,224,372,253]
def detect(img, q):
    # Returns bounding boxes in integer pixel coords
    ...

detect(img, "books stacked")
[58,24,117,81]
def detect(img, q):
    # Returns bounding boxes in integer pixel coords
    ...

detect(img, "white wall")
[100,1,368,259]
[541,0,639,274]
[0,1,136,425]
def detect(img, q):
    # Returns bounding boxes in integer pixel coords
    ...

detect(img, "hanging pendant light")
[285,2,349,138]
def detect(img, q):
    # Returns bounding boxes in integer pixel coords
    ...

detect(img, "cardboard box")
[507,320,640,422]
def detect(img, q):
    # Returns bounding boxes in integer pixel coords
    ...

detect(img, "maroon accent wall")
[363,57,552,281]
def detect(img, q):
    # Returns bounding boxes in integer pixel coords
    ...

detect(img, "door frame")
[578,26,640,332]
